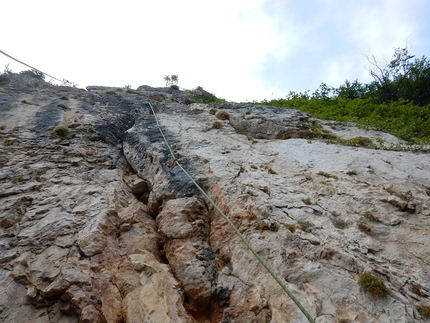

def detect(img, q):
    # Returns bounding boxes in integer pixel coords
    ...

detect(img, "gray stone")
[0,78,429,322]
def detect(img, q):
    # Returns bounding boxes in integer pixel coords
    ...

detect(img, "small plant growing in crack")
[57,103,70,110]
[284,223,296,233]
[415,303,430,318]
[52,125,70,138]
[216,110,229,120]
[256,221,279,232]
[212,121,222,129]
[298,219,314,232]
[362,211,380,222]
[410,283,423,296]
[318,171,338,179]
[358,272,388,298]
[332,218,347,229]
[264,309,272,322]
[302,197,311,205]
[357,222,372,234]
[267,168,277,175]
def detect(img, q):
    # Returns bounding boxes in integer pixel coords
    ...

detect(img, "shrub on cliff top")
[0,73,11,85]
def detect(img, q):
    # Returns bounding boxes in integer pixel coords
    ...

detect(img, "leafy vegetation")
[215,110,230,120]
[164,74,179,86]
[0,73,11,85]
[193,86,227,104]
[52,125,70,138]
[212,121,222,129]
[254,47,430,145]
[284,223,296,233]
[20,69,45,80]
[0,64,12,85]
[358,272,388,298]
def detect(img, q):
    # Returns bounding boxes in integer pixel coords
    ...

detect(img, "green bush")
[358,272,388,298]
[215,110,229,120]
[192,86,226,104]
[20,69,45,80]
[262,97,430,143]
[53,125,70,138]
[253,47,430,146]
[0,73,11,85]
[212,121,222,129]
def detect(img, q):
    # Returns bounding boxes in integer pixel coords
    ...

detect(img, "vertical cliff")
[1,73,429,322]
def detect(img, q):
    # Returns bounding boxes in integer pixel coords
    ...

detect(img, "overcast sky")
[2,0,430,102]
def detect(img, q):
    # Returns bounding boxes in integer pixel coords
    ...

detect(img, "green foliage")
[215,110,230,120]
[193,86,227,104]
[20,69,45,80]
[212,121,222,129]
[261,97,430,144]
[53,125,70,138]
[11,176,25,184]
[337,79,370,99]
[0,73,11,85]
[358,272,388,298]
[302,197,311,205]
[256,221,279,232]
[164,74,179,86]
[254,48,430,146]
[183,96,196,104]
[0,65,12,84]
[368,47,430,106]
[284,223,296,233]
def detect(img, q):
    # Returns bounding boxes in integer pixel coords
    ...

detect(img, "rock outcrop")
[0,73,429,322]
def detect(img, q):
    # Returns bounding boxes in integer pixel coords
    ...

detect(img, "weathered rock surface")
[0,73,429,322]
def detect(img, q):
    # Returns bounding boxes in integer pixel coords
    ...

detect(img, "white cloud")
[1,0,429,101]
[253,0,430,97]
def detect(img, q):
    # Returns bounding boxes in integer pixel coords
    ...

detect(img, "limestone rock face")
[0,73,429,322]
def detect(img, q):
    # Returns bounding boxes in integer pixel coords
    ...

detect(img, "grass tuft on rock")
[216,110,230,120]
[416,303,430,318]
[212,121,222,129]
[53,125,70,138]
[358,272,388,298]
